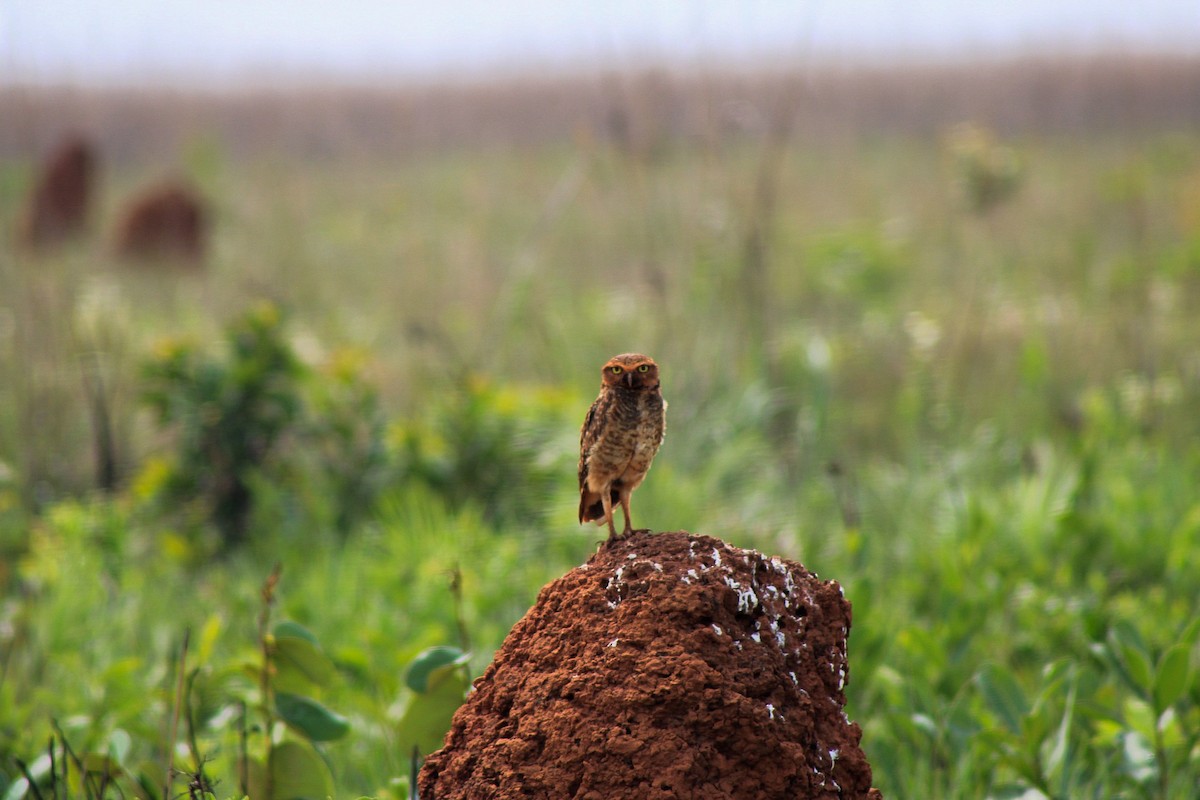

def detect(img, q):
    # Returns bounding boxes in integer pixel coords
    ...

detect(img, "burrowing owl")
[578,353,666,540]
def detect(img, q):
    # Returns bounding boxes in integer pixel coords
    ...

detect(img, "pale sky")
[5,1,1200,85]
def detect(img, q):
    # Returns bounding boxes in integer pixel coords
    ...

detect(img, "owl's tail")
[579,489,619,524]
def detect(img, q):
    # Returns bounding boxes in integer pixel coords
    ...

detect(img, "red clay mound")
[17,135,95,249]
[419,530,879,799]
[113,180,208,264]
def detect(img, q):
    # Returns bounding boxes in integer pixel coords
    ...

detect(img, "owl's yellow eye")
[610,366,623,375]
[637,364,650,372]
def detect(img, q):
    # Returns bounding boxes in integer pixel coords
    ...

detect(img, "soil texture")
[419,530,878,799]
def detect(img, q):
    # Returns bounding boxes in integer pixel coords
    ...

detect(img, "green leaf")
[976,664,1028,735]
[247,741,334,800]
[1157,707,1182,746]
[275,691,351,742]
[196,613,223,664]
[131,763,161,800]
[386,777,411,800]
[274,629,336,689]
[107,728,132,766]
[1043,672,1076,786]
[1152,644,1192,714]
[273,740,335,800]
[1092,718,1125,747]
[405,646,469,694]
[395,664,471,756]
[1108,623,1153,696]
[910,713,938,739]
[81,753,123,779]
[1119,731,1157,783]
[1180,615,1200,649]
[274,621,319,646]
[189,664,248,726]
[1120,644,1153,693]
[2,778,29,800]
[22,755,52,783]
[1123,696,1157,744]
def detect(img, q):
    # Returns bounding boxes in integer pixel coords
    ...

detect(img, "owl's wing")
[578,397,602,491]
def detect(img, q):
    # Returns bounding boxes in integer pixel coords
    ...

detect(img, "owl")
[578,353,666,540]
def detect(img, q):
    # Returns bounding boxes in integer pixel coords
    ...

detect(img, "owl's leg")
[618,489,634,538]
[601,488,618,540]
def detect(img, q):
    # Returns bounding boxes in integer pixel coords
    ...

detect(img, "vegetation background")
[2,53,1200,799]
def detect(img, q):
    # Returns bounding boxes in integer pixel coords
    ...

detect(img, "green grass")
[2,105,1200,799]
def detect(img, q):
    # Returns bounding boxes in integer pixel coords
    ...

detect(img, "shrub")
[140,305,390,548]
[946,121,1023,213]
[391,378,575,529]
[141,304,305,547]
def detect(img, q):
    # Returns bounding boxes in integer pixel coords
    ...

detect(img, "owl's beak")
[624,371,634,388]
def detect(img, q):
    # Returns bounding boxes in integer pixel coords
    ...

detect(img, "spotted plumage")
[578,353,666,540]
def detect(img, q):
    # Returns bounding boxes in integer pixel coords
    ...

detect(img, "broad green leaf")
[395,665,471,756]
[426,662,470,695]
[107,728,132,766]
[1152,643,1192,713]
[81,753,123,779]
[131,763,160,800]
[945,701,981,748]
[1108,623,1153,695]
[910,713,938,739]
[1118,643,1153,695]
[1157,707,1182,745]
[405,646,468,694]
[274,621,319,646]
[1109,619,1149,653]
[274,632,336,689]
[1179,615,1200,649]
[1122,696,1156,744]
[271,740,335,800]
[190,665,246,725]
[247,741,334,800]
[275,691,351,742]
[976,664,1028,735]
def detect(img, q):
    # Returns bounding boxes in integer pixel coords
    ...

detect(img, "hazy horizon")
[5,1,1200,87]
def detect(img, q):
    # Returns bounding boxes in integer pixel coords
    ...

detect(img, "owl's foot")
[600,528,629,545]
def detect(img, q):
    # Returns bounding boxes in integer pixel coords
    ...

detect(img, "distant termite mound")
[419,530,881,800]
[113,180,208,265]
[17,134,96,250]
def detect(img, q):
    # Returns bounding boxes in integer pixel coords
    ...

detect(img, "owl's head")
[601,353,659,391]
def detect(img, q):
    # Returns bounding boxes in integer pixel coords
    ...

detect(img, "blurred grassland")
[3,55,1200,501]
[2,53,1200,798]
